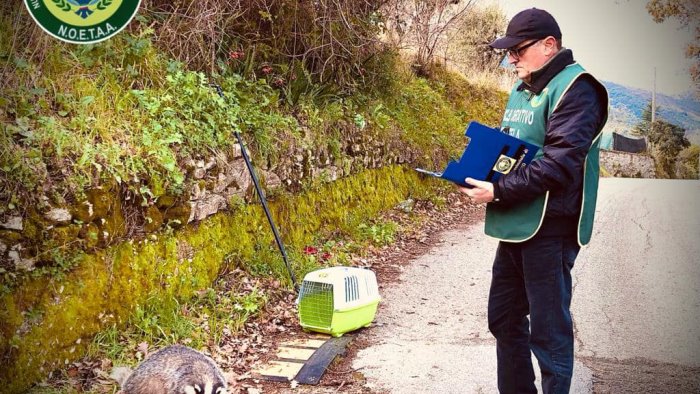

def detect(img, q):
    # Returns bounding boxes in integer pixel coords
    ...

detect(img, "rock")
[261,170,282,190]
[15,257,36,271]
[189,195,227,222]
[87,187,113,217]
[224,187,246,202]
[51,225,81,245]
[45,208,72,223]
[163,204,191,227]
[8,249,35,271]
[0,216,23,231]
[156,195,177,209]
[204,156,217,171]
[192,156,216,179]
[215,173,228,192]
[0,240,6,254]
[80,223,100,249]
[214,159,251,194]
[397,198,415,213]
[325,166,343,181]
[190,182,207,201]
[184,158,197,171]
[72,201,95,223]
[143,205,164,233]
[37,195,50,210]
[231,144,242,158]
[193,168,206,179]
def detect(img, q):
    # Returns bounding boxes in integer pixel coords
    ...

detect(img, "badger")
[111,344,228,394]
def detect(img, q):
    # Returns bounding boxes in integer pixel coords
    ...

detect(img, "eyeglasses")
[507,40,540,59]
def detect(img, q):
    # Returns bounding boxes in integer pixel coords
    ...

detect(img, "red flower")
[303,246,318,255]
[273,77,285,87]
[261,65,273,74]
[321,251,331,261]
[229,50,244,60]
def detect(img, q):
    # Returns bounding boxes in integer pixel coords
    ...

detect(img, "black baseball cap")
[489,8,561,49]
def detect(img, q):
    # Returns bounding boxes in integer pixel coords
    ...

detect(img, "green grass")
[356,221,399,246]
[85,280,267,369]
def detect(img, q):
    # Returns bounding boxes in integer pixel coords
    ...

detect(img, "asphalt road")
[352,178,700,393]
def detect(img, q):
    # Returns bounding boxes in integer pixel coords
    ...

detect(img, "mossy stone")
[19,208,53,246]
[156,195,177,210]
[163,203,191,227]
[79,223,100,250]
[98,208,126,247]
[71,200,95,223]
[0,230,24,245]
[144,205,164,233]
[149,173,166,198]
[87,188,113,218]
[50,225,81,246]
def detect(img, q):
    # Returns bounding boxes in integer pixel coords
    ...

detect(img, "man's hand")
[457,178,495,204]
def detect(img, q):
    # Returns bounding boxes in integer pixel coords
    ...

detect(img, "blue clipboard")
[415,121,540,187]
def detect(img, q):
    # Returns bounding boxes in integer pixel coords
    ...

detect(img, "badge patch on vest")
[530,87,549,108]
[493,155,517,174]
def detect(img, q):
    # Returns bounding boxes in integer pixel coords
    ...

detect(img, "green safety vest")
[484,63,608,246]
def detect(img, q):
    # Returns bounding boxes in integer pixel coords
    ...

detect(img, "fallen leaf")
[137,342,149,357]
[66,366,79,378]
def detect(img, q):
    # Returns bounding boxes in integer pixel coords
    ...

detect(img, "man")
[459,8,608,394]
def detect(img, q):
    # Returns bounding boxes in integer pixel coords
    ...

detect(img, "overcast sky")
[486,0,696,96]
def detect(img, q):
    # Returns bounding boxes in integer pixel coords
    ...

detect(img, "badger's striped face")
[183,382,227,394]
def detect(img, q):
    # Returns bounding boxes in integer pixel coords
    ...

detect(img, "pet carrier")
[297,266,380,337]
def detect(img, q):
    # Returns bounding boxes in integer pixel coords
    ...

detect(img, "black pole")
[211,84,299,291]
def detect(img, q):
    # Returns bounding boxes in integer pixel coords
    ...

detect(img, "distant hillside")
[602,81,700,145]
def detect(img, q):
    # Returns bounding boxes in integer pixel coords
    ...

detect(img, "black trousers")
[488,232,581,394]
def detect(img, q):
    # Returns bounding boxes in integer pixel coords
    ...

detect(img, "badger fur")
[112,345,227,394]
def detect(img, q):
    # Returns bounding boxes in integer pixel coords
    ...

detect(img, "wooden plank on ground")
[294,335,353,385]
[276,346,316,361]
[284,338,328,349]
[253,360,305,382]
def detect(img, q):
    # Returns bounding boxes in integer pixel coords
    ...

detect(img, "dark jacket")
[492,50,608,234]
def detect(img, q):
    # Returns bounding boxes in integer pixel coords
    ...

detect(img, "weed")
[87,298,199,367]
[356,221,398,246]
[89,324,125,363]
[186,280,268,344]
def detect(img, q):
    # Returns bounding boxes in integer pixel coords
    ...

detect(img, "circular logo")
[24,0,141,44]
[495,156,514,173]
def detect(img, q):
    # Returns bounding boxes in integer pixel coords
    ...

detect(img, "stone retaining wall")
[600,150,656,178]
